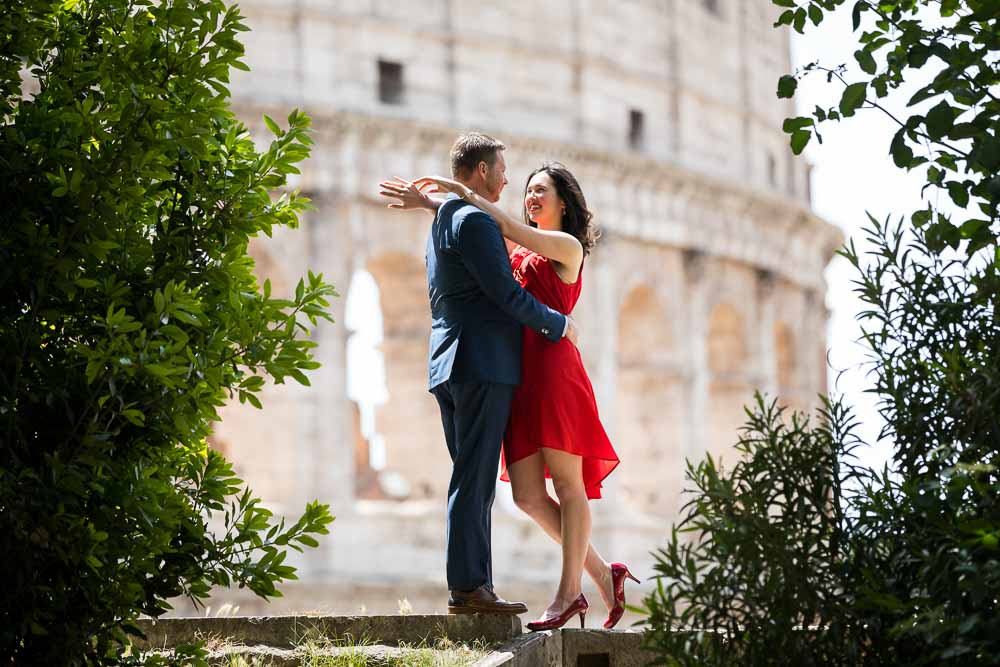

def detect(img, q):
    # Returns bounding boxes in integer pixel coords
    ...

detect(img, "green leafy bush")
[839,215,999,665]
[643,1,998,665]
[0,0,336,663]
[643,396,865,666]
[644,221,998,666]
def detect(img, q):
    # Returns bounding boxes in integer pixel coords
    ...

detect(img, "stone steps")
[133,614,656,666]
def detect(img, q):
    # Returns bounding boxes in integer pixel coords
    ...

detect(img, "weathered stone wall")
[186,0,842,618]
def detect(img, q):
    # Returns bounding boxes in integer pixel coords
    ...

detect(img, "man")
[425,133,577,614]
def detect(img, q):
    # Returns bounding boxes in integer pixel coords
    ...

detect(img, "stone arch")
[615,284,684,518]
[706,302,754,465]
[361,252,441,501]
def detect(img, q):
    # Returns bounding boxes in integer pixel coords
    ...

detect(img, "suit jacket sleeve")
[457,211,566,343]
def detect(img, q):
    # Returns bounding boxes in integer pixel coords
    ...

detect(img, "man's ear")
[477,161,488,179]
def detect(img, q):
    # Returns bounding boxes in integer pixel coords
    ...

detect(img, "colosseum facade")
[193,0,843,619]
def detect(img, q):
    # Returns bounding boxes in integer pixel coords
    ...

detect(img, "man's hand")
[563,315,579,347]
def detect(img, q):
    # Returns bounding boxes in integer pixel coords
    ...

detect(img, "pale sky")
[791,5,938,470]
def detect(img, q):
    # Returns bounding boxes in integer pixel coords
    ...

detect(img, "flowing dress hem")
[500,443,620,500]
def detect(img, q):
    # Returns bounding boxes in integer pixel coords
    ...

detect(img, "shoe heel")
[579,611,586,628]
[626,569,640,584]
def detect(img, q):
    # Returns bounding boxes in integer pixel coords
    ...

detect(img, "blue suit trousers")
[431,380,514,592]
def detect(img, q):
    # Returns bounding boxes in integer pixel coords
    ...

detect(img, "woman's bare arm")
[378,177,445,214]
[414,176,584,280]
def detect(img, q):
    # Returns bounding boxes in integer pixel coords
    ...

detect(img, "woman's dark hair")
[522,162,600,255]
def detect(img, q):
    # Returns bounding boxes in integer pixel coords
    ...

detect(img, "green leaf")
[173,310,202,326]
[792,7,807,33]
[782,116,813,133]
[855,49,876,75]
[959,218,988,239]
[925,100,955,141]
[773,9,795,28]
[145,363,173,377]
[777,75,797,99]
[296,535,319,548]
[889,130,914,168]
[86,359,103,385]
[790,129,811,155]
[912,209,932,228]
[950,123,981,140]
[807,4,823,26]
[947,181,970,208]
[122,409,146,426]
[838,82,868,117]
[852,1,865,30]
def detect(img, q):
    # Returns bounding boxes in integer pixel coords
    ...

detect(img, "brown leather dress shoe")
[447,585,528,615]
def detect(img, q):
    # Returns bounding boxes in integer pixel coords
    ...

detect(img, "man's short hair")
[450,132,506,178]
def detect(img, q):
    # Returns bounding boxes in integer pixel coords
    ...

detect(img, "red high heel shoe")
[526,594,589,631]
[603,562,640,629]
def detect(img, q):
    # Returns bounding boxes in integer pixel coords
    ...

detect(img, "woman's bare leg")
[507,452,615,609]
[541,447,590,608]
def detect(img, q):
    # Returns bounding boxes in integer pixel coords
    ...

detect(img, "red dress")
[500,245,619,499]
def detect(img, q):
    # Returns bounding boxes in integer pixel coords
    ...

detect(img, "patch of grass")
[392,636,494,667]
[223,654,274,667]
[218,633,494,667]
[302,634,494,667]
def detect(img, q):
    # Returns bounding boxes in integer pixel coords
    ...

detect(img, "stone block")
[134,613,521,650]
[474,630,561,667]
[561,629,659,667]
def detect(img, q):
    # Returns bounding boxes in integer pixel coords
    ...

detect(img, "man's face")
[482,151,508,203]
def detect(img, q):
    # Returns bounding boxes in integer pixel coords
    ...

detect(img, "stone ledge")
[475,630,561,667]
[134,613,521,651]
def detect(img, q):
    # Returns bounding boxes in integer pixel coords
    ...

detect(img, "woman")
[379,163,638,630]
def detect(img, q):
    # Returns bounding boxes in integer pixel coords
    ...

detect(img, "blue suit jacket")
[426,195,566,390]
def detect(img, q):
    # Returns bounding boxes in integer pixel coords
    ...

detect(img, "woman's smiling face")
[523,171,563,230]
